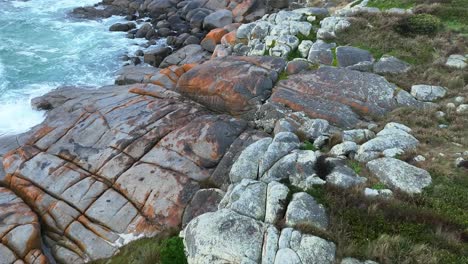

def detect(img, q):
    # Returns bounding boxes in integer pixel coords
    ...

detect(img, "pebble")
[456,104,468,114]
[435,111,445,118]
[414,155,426,162]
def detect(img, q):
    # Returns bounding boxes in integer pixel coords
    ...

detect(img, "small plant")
[347,160,363,175]
[300,140,317,151]
[278,71,289,81]
[395,14,442,35]
[372,182,387,190]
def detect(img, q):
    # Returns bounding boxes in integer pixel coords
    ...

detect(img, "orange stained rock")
[204,28,228,44]
[221,30,238,46]
[181,63,197,72]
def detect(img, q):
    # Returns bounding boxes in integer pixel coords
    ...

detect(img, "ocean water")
[0,0,146,136]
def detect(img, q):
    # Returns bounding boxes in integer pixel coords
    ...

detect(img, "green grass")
[293,185,468,263]
[300,140,317,151]
[91,236,187,264]
[278,71,289,81]
[367,0,415,10]
[347,160,363,175]
[372,182,387,190]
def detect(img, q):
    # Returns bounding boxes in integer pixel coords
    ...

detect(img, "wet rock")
[367,158,432,194]
[143,46,171,67]
[109,22,136,32]
[160,44,210,67]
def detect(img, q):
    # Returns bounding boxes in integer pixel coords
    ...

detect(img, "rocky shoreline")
[1,0,467,263]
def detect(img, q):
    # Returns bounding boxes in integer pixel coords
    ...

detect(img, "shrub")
[396,14,442,35]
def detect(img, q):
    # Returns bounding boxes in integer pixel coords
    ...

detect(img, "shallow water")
[0,0,146,136]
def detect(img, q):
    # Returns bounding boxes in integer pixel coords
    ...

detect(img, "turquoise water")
[0,0,146,135]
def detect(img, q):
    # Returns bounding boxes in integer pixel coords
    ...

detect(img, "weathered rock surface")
[271,67,405,128]
[410,84,447,102]
[0,187,48,264]
[373,55,410,74]
[176,56,286,119]
[367,158,432,194]
[160,44,210,68]
[285,192,329,230]
[2,83,254,262]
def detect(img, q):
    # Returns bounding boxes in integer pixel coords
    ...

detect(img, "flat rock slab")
[0,187,48,264]
[271,67,402,128]
[176,56,286,119]
[2,84,250,262]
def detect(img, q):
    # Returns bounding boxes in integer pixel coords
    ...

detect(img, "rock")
[298,118,330,140]
[201,28,228,52]
[251,21,273,39]
[230,137,272,183]
[454,96,465,104]
[286,60,311,75]
[373,55,410,74]
[271,67,401,128]
[445,54,467,69]
[347,61,374,72]
[182,188,224,227]
[109,22,135,32]
[456,104,468,114]
[265,182,289,224]
[307,40,335,65]
[259,132,300,176]
[285,192,329,230]
[0,187,48,263]
[270,43,292,58]
[219,179,268,220]
[294,234,336,264]
[326,159,367,188]
[135,23,153,38]
[410,84,447,102]
[176,56,286,119]
[395,89,437,109]
[367,158,432,194]
[143,46,171,67]
[293,7,330,17]
[342,129,375,143]
[341,257,380,264]
[160,44,210,67]
[276,35,300,50]
[382,147,404,158]
[3,84,250,262]
[356,127,418,162]
[114,65,159,85]
[183,209,266,264]
[414,155,426,162]
[203,10,233,30]
[384,122,412,133]
[364,188,393,199]
[262,226,280,264]
[248,43,267,56]
[336,46,374,67]
[329,141,358,156]
[275,248,302,264]
[298,40,314,58]
[317,16,350,39]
